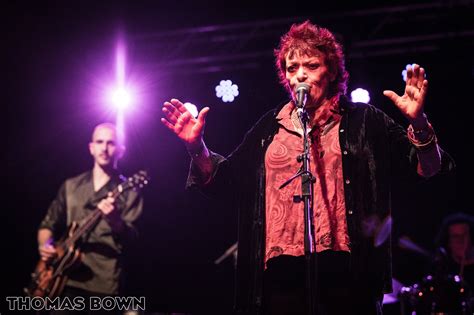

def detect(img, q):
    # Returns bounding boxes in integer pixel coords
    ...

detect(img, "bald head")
[91,123,117,141]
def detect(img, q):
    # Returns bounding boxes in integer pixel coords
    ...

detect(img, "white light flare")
[350,88,371,103]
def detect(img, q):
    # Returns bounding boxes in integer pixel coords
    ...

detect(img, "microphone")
[295,83,310,109]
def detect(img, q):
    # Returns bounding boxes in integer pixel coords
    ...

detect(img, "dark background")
[2,0,473,313]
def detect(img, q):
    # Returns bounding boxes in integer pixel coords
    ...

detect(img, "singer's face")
[89,126,121,167]
[285,50,335,109]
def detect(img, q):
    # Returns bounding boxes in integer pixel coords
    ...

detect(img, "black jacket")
[187,98,454,314]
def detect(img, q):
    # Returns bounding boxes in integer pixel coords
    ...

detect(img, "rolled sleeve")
[39,183,67,236]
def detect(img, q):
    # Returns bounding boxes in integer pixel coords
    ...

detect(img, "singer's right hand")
[161,99,210,149]
[39,244,57,262]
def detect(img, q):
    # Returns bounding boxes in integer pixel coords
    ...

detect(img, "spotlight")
[215,80,239,103]
[108,87,133,110]
[350,88,370,103]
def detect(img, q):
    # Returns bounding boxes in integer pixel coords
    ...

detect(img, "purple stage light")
[108,87,132,110]
[88,32,150,144]
[106,38,134,111]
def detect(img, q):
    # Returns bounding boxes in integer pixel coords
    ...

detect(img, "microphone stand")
[279,105,317,315]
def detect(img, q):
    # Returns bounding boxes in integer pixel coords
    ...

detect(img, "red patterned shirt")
[264,101,350,265]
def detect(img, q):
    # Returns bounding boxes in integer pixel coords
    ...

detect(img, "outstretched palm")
[161,99,210,146]
[383,64,428,123]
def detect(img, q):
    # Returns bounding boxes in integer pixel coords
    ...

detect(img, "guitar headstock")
[120,170,150,192]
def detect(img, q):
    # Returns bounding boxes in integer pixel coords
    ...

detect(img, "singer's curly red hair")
[274,20,349,98]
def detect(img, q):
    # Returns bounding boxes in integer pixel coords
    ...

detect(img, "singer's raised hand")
[383,64,428,126]
[161,99,210,147]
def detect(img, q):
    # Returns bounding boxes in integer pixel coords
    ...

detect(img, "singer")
[161,21,454,315]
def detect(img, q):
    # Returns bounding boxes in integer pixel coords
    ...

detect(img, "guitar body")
[25,222,82,298]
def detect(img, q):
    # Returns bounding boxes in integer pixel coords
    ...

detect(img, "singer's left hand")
[383,64,428,127]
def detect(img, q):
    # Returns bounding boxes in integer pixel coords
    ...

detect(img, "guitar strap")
[64,173,126,240]
[65,178,74,226]
[64,176,104,241]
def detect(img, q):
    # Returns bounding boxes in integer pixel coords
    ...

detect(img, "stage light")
[350,88,370,103]
[183,102,198,118]
[102,37,136,112]
[108,87,132,110]
[215,79,239,103]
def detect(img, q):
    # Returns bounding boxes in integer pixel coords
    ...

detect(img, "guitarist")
[37,122,143,310]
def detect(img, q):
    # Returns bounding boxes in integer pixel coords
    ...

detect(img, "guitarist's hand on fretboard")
[97,192,115,215]
[99,192,125,233]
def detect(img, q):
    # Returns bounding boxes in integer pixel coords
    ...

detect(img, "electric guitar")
[24,170,149,298]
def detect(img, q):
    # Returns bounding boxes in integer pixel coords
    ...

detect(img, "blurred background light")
[215,79,239,103]
[350,88,371,103]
